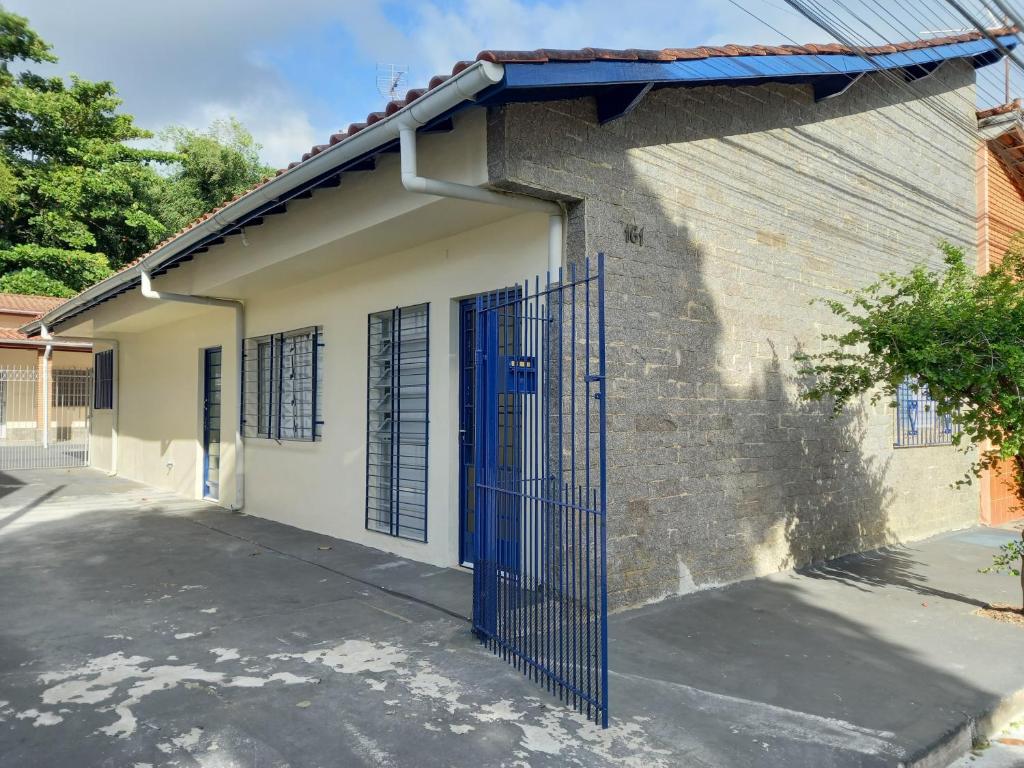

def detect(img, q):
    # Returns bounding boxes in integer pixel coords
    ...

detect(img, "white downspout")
[39,328,117,475]
[140,270,245,512]
[40,326,51,449]
[397,120,564,276]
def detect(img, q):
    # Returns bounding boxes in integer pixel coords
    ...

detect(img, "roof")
[475,31,1013,63]
[25,27,1019,335]
[0,293,66,316]
[0,293,83,347]
[978,100,1024,191]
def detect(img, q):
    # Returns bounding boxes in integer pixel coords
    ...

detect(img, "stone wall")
[488,61,981,608]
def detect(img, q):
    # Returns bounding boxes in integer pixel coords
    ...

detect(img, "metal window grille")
[894,377,958,447]
[93,350,113,410]
[242,326,324,441]
[366,303,429,541]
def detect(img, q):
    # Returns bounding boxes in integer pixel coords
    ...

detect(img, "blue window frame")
[243,326,324,441]
[366,303,429,542]
[203,347,222,500]
[93,349,114,410]
[894,378,957,447]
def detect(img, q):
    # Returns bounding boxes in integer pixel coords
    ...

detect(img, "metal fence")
[0,366,91,469]
[893,379,958,448]
[472,255,608,727]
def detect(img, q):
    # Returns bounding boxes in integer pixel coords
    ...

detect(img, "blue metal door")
[459,289,520,567]
[202,347,222,500]
[472,255,608,727]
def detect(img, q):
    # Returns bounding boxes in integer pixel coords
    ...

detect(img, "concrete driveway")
[2,468,1024,767]
[0,469,672,768]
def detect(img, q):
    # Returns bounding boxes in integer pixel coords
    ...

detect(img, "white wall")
[71,106,550,567]
[242,213,547,566]
[108,311,238,503]
[84,213,546,567]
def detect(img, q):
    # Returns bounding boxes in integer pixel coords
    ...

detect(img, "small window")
[93,350,114,410]
[894,377,957,447]
[243,326,324,441]
[366,304,429,541]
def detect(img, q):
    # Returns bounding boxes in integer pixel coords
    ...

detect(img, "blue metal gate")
[472,255,608,727]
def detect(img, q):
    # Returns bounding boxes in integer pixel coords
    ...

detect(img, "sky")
[8,0,1013,168]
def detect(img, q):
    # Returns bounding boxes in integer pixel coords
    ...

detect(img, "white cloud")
[5,0,830,167]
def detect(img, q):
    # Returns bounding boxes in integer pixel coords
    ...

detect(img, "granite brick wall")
[487,61,981,609]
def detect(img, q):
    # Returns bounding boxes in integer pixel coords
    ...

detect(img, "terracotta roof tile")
[475,29,1014,65]
[68,27,1017,309]
[978,99,1022,120]
[0,293,67,315]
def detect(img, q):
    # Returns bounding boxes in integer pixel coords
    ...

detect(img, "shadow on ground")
[2,470,1023,767]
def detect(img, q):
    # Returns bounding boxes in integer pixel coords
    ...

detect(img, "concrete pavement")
[2,468,1024,766]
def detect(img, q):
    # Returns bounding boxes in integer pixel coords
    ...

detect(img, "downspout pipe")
[39,327,118,475]
[139,270,245,512]
[40,325,51,450]
[397,119,564,276]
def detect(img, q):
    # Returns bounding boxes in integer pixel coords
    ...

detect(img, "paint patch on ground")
[210,648,240,663]
[270,639,408,676]
[22,636,670,765]
[34,651,316,738]
[15,708,63,727]
[276,638,673,767]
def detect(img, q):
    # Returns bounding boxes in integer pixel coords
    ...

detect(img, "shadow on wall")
[489,62,979,608]
[601,68,977,607]
[599,219,898,606]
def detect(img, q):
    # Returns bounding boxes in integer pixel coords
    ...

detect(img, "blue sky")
[8,0,1013,167]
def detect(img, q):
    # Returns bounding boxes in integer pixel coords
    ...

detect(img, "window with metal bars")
[893,377,958,447]
[242,326,324,441]
[366,304,429,542]
[93,349,114,410]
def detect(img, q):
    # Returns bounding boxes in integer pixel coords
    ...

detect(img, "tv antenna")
[922,10,1012,103]
[377,63,409,103]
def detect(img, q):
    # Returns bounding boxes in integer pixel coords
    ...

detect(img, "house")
[0,293,90,453]
[21,30,1013,616]
[976,99,1024,526]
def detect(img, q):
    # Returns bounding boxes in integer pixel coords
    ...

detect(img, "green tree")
[0,9,273,299]
[796,240,1024,608]
[0,8,175,296]
[156,119,273,233]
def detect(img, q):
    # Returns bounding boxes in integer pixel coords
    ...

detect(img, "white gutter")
[27,60,510,335]
[397,119,564,275]
[40,328,118,475]
[140,270,245,512]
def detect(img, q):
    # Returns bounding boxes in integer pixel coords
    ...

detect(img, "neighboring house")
[21,30,1013,611]
[976,100,1024,526]
[0,293,91,447]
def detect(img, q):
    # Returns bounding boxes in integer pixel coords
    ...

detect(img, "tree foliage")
[155,119,273,233]
[796,241,1024,475]
[796,241,1024,604]
[0,9,271,298]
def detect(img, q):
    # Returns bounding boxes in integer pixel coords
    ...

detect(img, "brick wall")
[977,140,1024,525]
[489,62,980,608]
[981,142,1024,267]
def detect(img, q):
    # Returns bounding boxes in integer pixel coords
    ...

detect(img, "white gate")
[0,366,91,469]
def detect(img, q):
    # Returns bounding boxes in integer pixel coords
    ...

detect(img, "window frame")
[93,349,114,410]
[365,303,430,542]
[893,377,957,448]
[242,326,324,442]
